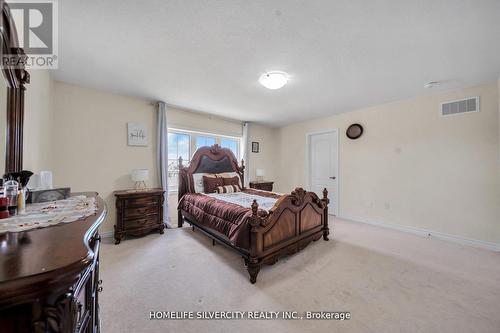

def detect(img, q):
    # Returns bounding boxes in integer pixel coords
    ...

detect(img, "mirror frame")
[0,0,30,174]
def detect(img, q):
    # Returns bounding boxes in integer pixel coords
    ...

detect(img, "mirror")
[0,77,6,176]
[0,1,29,174]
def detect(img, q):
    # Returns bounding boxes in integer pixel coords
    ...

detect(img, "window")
[220,137,239,155]
[167,129,241,191]
[167,132,190,192]
[196,136,216,150]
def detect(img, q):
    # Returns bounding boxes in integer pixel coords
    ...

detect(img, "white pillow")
[191,173,217,193]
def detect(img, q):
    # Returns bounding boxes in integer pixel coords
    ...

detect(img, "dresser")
[0,193,106,333]
[114,189,165,244]
[249,181,274,192]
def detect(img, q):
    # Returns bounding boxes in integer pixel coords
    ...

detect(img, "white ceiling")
[53,0,500,127]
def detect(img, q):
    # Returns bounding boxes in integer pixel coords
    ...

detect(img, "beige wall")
[51,81,275,232]
[52,82,158,233]
[24,70,54,173]
[276,82,500,244]
[246,123,278,183]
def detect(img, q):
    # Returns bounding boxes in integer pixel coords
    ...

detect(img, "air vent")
[440,97,479,117]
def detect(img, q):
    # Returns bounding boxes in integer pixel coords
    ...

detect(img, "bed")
[177,144,330,283]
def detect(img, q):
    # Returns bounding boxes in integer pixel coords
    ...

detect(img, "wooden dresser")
[249,181,274,192]
[114,189,165,244]
[0,193,107,333]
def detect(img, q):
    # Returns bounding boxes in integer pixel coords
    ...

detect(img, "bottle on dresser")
[1,170,33,217]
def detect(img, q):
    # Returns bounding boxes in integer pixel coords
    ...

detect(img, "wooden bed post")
[247,199,262,284]
[177,156,184,228]
[240,159,245,188]
[322,188,330,241]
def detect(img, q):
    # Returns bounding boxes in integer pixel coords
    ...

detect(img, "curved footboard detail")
[247,188,329,283]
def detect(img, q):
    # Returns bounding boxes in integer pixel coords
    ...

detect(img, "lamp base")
[134,181,147,191]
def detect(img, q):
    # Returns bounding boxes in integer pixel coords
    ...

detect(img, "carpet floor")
[99,217,500,333]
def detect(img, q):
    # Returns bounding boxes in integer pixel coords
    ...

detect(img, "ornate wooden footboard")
[177,144,330,283]
[246,187,329,283]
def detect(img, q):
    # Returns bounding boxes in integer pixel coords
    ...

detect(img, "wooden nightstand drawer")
[125,214,159,229]
[124,205,158,218]
[124,195,159,208]
[249,181,274,192]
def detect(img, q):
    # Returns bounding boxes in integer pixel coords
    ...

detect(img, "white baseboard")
[100,216,500,252]
[337,214,500,252]
[100,231,114,239]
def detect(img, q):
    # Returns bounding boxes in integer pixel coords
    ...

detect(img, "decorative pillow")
[215,185,242,194]
[216,172,242,187]
[192,173,217,193]
[203,176,225,193]
[222,176,240,186]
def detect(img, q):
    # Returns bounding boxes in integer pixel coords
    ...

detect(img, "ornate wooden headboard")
[178,144,245,200]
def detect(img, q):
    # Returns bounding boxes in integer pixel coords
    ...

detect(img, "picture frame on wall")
[251,141,259,153]
[127,122,148,146]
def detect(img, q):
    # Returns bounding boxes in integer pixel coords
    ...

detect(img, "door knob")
[329,176,336,180]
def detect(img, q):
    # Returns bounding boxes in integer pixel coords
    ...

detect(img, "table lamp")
[132,169,149,190]
[256,169,265,182]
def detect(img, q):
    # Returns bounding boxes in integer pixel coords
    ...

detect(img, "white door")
[308,130,338,215]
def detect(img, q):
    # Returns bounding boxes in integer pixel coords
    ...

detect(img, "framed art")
[251,141,259,153]
[127,122,148,146]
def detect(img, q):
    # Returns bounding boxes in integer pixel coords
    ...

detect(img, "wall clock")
[346,124,363,140]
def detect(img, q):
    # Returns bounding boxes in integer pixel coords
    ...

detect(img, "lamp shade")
[131,169,149,182]
[39,171,53,189]
[256,169,265,177]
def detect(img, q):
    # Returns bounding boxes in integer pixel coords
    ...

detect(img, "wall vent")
[440,97,479,117]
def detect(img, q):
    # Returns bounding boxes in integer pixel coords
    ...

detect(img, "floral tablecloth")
[0,195,97,233]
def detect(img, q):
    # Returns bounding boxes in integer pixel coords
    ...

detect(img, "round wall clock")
[346,124,363,139]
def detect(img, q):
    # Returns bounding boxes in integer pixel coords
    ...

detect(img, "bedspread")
[178,189,281,249]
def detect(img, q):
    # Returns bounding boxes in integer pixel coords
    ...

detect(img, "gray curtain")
[242,122,250,188]
[157,101,171,227]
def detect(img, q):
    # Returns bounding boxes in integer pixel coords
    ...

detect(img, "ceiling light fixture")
[259,71,289,90]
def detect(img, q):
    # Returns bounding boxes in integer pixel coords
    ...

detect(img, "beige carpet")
[99,217,500,333]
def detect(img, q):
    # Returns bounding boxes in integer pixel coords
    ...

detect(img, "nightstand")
[114,189,165,244]
[249,181,274,192]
